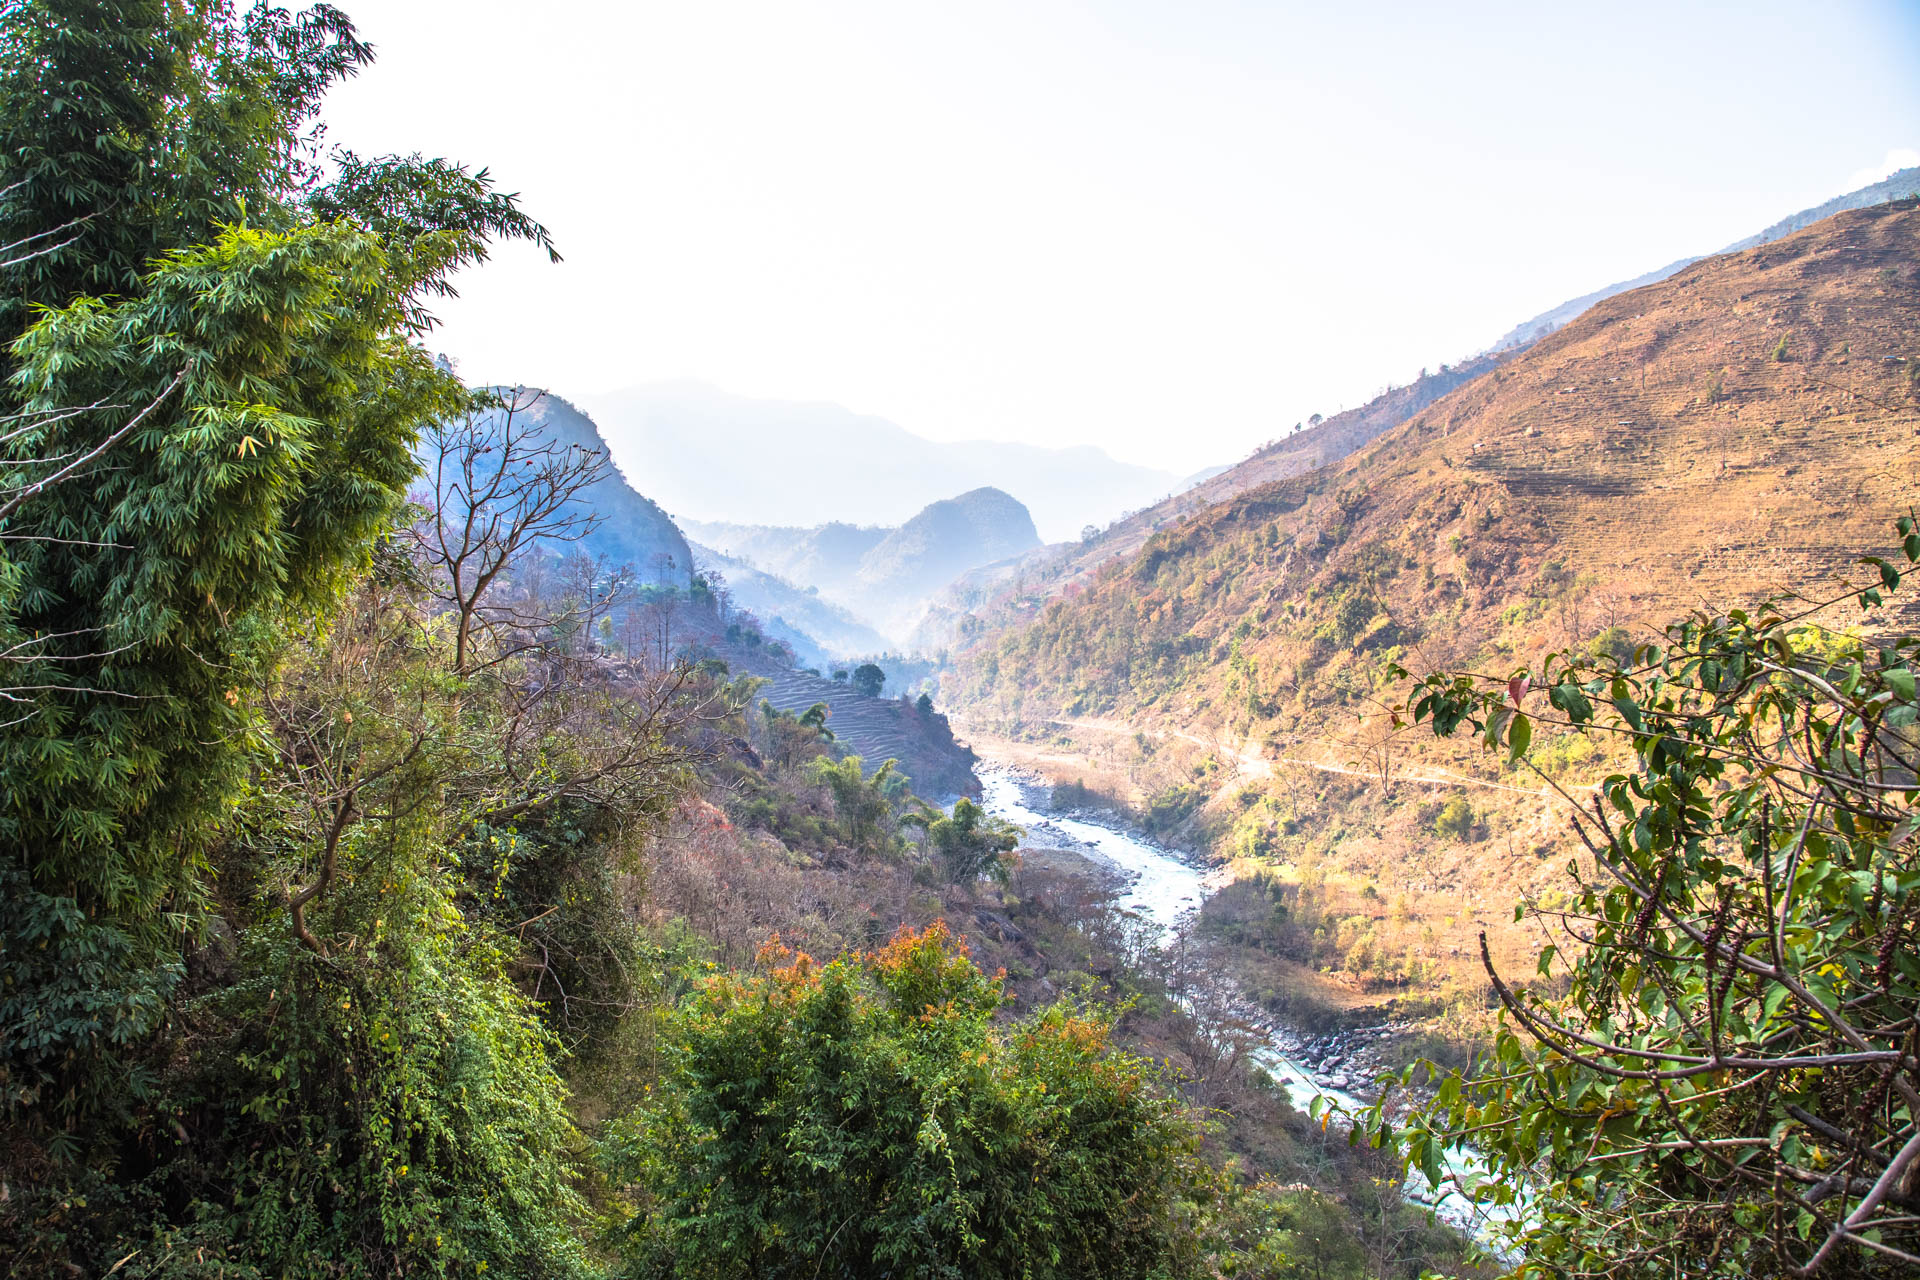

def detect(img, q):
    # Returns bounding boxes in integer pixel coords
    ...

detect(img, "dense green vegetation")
[604,923,1210,1279]
[1371,525,1920,1276]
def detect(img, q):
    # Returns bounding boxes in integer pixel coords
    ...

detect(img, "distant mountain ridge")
[948,164,1920,610]
[686,541,893,663]
[688,487,1042,645]
[575,381,1179,543]
[686,519,886,601]
[452,391,900,666]
[856,487,1040,612]
[953,201,1920,739]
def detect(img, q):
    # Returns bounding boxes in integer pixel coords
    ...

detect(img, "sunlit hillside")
[946,200,1920,1026]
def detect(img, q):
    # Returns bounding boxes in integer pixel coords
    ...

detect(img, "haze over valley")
[577,381,1182,543]
[487,165,1920,663]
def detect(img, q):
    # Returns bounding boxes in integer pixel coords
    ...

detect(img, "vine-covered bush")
[1371,520,1920,1277]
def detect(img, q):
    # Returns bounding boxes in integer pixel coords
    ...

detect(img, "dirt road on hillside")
[1045,715,1558,798]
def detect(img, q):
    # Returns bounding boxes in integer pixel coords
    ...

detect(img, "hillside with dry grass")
[945,201,1920,1037]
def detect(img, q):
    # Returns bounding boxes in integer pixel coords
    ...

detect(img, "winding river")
[978,764,1521,1248]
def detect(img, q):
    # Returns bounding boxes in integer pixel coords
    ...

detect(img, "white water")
[978,764,1524,1248]
[980,768,1211,931]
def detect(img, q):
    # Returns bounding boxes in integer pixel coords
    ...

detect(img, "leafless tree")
[252,386,727,960]
[409,386,613,674]
[641,589,682,671]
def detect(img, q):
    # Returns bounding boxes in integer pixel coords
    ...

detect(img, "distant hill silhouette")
[687,542,893,662]
[689,487,1041,645]
[684,519,886,602]
[855,488,1040,633]
[575,381,1178,543]
[449,391,910,666]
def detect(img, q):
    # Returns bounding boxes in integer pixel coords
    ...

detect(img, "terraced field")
[739,661,979,798]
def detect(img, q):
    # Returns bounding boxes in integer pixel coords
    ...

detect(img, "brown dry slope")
[956,200,1920,732]
[1402,200,1919,611]
[946,204,1920,1019]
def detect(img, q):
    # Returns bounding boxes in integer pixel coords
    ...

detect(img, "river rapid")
[977,763,1521,1248]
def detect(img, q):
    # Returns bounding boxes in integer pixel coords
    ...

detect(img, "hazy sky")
[318,0,1920,473]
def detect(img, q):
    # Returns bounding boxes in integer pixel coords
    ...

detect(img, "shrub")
[1430,795,1474,841]
[805,755,908,858]
[1588,624,1635,666]
[926,796,1021,885]
[1378,520,1920,1276]
[603,924,1212,1279]
[1144,783,1207,836]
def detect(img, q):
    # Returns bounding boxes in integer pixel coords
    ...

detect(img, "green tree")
[1318,591,1377,649]
[1372,520,1920,1277]
[1588,624,1635,665]
[926,796,1022,886]
[602,923,1212,1280]
[754,699,836,775]
[1431,795,1474,841]
[118,552,649,1279]
[798,700,835,737]
[0,4,627,1275]
[806,754,907,857]
[851,661,886,697]
[0,1,555,1130]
